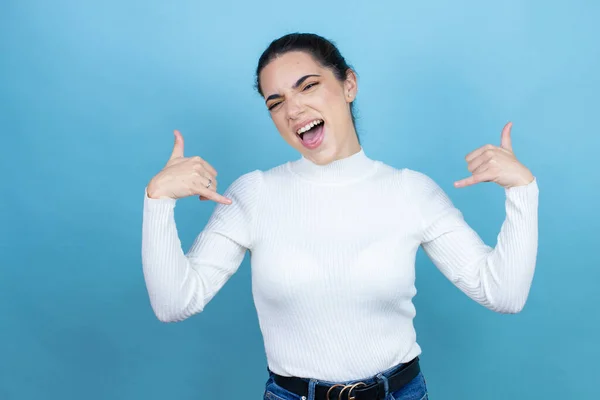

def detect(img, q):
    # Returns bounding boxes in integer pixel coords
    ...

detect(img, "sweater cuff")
[144,186,176,209]
[505,177,539,202]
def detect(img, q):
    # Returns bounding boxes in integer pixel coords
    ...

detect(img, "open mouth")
[296,119,325,149]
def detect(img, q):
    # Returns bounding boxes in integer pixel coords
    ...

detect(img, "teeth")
[297,119,323,134]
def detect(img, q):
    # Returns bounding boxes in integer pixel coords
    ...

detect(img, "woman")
[142,33,538,400]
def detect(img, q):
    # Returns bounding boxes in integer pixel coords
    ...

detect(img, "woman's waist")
[259,320,421,382]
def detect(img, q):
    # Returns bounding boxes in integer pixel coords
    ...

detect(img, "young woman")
[142,33,539,400]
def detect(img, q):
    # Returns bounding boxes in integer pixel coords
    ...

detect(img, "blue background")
[1,0,598,399]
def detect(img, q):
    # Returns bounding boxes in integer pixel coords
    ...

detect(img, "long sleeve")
[141,170,262,322]
[409,170,539,313]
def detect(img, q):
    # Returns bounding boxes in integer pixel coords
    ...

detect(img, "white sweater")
[141,149,539,382]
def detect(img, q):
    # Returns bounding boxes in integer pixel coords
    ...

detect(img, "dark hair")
[255,33,359,137]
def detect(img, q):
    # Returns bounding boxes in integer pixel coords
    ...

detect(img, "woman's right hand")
[146,130,232,205]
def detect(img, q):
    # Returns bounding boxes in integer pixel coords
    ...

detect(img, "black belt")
[272,357,420,400]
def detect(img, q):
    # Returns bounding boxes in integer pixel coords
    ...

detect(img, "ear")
[344,69,358,102]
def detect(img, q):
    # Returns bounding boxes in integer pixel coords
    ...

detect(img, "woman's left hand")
[454,122,535,189]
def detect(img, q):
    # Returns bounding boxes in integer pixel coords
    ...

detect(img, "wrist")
[518,171,535,186]
[506,173,535,189]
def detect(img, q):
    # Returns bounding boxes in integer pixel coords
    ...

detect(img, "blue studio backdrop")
[1,0,598,399]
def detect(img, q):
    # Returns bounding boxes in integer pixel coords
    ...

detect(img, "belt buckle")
[326,382,366,400]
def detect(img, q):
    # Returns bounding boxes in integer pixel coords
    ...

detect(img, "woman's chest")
[249,190,422,298]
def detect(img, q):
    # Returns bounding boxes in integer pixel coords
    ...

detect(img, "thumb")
[500,122,513,151]
[169,130,185,160]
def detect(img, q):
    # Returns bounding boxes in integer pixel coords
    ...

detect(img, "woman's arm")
[412,169,539,313]
[141,170,262,322]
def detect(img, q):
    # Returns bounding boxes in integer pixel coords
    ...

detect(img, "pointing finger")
[454,174,487,188]
[194,177,231,204]
[454,175,478,188]
[455,170,496,188]
[201,190,232,205]
[198,177,218,200]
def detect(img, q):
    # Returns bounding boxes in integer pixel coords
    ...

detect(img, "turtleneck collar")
[287,148,379,185]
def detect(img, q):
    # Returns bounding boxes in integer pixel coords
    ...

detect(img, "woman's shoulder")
[223,162,288,198]
[371,163,453,208]
[375,161,440,188]
[219,169,265,205]
[227,169,264,188]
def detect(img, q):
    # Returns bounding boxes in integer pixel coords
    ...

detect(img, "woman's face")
[259,51,360,165]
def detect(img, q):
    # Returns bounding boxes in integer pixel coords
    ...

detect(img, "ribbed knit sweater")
[141,149,539,381]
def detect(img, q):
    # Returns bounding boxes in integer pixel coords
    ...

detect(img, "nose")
[285,95,305,120]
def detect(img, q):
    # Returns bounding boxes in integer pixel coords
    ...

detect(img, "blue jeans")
[264,361,429,400]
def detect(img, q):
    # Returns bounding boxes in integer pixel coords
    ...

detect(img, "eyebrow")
[265,74,321,103]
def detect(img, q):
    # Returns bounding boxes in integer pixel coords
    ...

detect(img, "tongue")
[302,124,322,143]
[303,129,318,142]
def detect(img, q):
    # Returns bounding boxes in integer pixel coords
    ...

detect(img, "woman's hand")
[146,130,232,204]
[454,122,534,189]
